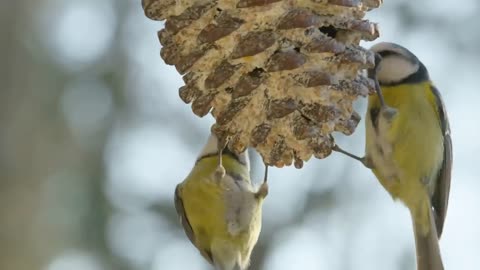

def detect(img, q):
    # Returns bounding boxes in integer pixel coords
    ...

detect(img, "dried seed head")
[143,0,381,168]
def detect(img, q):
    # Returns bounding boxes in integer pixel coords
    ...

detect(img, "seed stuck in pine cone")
[142,0,381,167]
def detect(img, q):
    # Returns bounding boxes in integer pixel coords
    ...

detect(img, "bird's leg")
[332,140,373,169]
[214,136,227,181]
[372,53,388,109]
[255,163,269,199]
[376,78,397,122]
[371,53,397,121]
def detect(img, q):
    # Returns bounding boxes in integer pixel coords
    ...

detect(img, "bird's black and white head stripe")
[197,133,250,169]
[370,42,430,86]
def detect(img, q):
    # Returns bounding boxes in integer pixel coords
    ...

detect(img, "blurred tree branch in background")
[0,0,121,269]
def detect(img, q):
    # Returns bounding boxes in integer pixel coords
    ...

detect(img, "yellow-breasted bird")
[334,42,452,270]
[174,133,268,270]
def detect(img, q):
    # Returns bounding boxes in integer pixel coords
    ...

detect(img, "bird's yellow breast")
[365,82,444,208]
[179,156,261,266]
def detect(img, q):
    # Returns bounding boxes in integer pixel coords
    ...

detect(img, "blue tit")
[334,42,452,270]
[174,133,268,270]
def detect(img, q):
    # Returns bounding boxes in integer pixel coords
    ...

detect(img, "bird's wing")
[174,184,214,263]
[430,86,452,238]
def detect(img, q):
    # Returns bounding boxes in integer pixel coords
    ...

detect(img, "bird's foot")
[332,143,373,169]
[214,165,226,182]
[362,156,374,169]
[380,106,398,122]
[255,182,268,199]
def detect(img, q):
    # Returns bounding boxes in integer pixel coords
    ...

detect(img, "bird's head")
[370,42,429,86]
[198,133,250,171]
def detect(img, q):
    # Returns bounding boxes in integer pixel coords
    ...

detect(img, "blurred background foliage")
[1,0,479,269]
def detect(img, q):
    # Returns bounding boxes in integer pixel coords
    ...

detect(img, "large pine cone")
[142,0,381,168]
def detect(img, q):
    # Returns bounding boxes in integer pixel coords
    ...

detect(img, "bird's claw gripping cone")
[215,136,228,181]
[215,165,226,181]
[255,164,269,199]
[255,182,269,199]
[381,106,398,122]
[331,137,374,169]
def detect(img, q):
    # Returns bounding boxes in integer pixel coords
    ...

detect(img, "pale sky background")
[7,0,478,269]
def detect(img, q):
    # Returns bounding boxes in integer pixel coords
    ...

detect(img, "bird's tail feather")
[412,207,444,270]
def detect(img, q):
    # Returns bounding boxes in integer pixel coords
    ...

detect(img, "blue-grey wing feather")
[430,86,452,238]
[174,184,214,263]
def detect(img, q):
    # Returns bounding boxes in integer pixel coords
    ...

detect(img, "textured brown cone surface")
[143,0,381,167]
